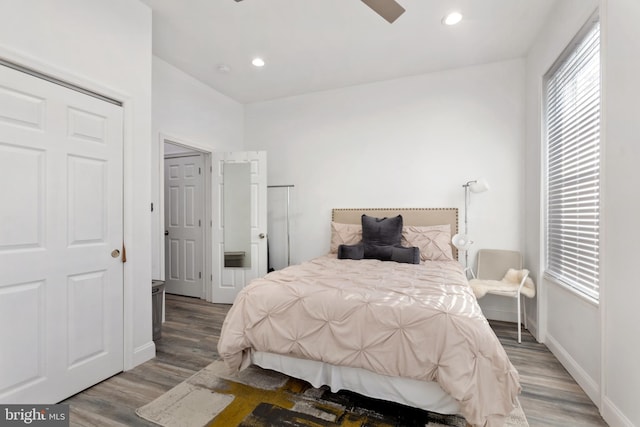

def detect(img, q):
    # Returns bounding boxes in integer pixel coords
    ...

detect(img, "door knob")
[259,233,266,239]
[164,230,169,236]
[111,249,120,258]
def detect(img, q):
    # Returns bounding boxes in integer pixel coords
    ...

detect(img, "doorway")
[162,139,211,299]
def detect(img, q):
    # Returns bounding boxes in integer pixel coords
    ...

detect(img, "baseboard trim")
[601,396,634,427]
[545,333,600,407]
[130,340,156,369]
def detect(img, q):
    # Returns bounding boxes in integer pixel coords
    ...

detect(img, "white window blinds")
[544,18,601,301]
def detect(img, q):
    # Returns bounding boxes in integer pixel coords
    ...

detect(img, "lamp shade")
[469,178,489,193]
[452,233,472,251]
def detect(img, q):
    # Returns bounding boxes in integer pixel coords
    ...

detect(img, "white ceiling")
[141,0,559,104]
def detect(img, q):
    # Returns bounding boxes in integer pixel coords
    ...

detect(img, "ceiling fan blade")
[361,0,405,23]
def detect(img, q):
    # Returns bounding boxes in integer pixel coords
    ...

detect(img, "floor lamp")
[452,179,489,269]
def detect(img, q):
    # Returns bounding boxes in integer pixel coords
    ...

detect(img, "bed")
[217,208,521,427]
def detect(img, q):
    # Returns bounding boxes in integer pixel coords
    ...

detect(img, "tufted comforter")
[217,255,521,427]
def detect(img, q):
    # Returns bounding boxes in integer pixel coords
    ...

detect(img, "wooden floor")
[63,294,608,427]
[489,322,607,426]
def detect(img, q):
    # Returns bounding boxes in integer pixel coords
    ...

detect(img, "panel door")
[212,151,267,303]
[164,155,205,298]
[0,64,123,403]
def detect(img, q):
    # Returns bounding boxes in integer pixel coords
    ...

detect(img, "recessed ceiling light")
[252,57,265,67]
[443,11,463,26]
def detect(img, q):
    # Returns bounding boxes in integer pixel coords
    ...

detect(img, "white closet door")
[0,64,124,403]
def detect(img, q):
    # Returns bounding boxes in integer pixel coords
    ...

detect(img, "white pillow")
[329,222,362,253]
[401,224,454,261]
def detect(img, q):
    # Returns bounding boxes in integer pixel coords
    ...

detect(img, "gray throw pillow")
[361,214,403,246]
[357,214,420,264]
[337,243,364,260]
[391,245,420,264]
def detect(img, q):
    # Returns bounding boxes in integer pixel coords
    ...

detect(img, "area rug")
[136,361,528,427]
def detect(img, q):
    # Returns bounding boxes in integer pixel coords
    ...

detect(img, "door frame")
[157,133,212,301]
[0,49,144,370]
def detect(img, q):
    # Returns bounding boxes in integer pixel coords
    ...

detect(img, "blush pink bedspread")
[217,255,521,427]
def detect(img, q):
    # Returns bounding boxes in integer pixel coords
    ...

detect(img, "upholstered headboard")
[332,208,459,260]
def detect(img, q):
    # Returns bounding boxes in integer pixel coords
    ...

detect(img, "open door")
[212,151,267,303]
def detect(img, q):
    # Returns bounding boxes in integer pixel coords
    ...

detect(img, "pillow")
[363,242,395,261]
[330,222,362,254]
[401,224,454,261]
[361,214,403,246]
[391,245,420,264]
[337,243,364,260]
[341,243,419,264]
[360,215,419,264]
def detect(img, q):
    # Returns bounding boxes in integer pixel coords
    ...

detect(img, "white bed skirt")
[251,350,461,415]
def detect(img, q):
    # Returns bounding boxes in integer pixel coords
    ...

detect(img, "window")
[544,16,601,301]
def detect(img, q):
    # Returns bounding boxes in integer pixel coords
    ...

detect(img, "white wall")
[151,57,244,279]
[524,0,601,403]
[245,59,527,320]
[525,1,640,425]
[525,0,601,406]
[0,0,154,367]
[601,1,640,425]
[164,142,200,156]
